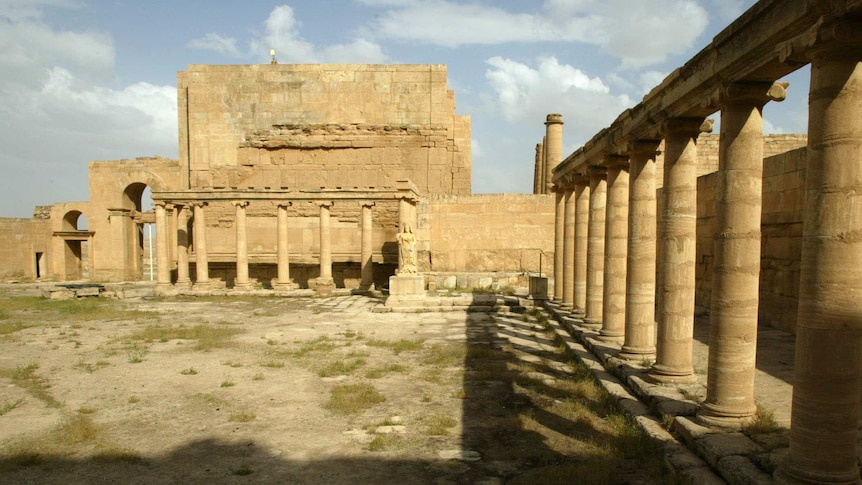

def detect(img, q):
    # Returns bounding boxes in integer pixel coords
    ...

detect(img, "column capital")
[190,201,208,208]
[777,16,862,64]
[545,113,563,125]
[587,165,607,179]
[153,201,168,209]
[661,117,713,137]
[277,201,292,209]
[318,201,333,208]
[361,201,376,209]
[721,81,788,106]
[628,139,662,158]
[232,200,250,208]
[603,154,629,169]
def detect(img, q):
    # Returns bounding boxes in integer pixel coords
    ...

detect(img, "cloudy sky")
[0,0,811,217]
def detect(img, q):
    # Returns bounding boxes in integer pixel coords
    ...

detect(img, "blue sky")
[0,0,810,217]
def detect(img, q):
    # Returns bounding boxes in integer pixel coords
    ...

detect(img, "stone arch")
[119,181,155,281]
[52,204,93,281]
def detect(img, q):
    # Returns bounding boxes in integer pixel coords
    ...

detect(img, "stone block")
[389,275,424,296]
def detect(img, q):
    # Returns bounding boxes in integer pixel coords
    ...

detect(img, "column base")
[598,330,624,343]
[233,282,255,292]
[311,277,336,297]
[618,346,656,362]
[582,317,602,329]
[191,281,212,292]
[647,364,697,384]
[273,281,298,292]
[175,278,192,289]
[696,402,755,429]
[774,462,861,485]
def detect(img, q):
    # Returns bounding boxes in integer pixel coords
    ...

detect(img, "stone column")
[534,143,543,194]
[553,188,565,302]
[562,185,575,308]
[167,205,177,269]
[154,202,171,290]
[699,82,787,427]
[544,114,564,193]
[775,40,862,485]
[650,118,707,383]
[583,166,607,327]
[540,136,547,194]
[191,202,210,290]
[233,201,252,291]
[318,202,334,283]
[599,156,630,342]
[274,203,296,290]
[175,204,191,288]
[573,176,590,314]
[620,141,661,359]
[360,202,375,290]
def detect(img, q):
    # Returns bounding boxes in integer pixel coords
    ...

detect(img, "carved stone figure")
[396,223,417,274]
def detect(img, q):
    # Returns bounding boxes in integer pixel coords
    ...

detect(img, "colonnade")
[151,197,413,292]
[549,34,862,483]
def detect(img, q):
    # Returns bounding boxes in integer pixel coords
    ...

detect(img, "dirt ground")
[0,287,668,485]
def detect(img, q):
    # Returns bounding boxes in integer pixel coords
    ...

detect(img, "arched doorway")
[58,210,91,280]
[121,183,154,281]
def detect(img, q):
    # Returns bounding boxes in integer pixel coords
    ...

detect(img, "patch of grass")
[251,373,264,381]
[0,397,24,416]
[744,404,781,434]
[0,363,60,408]
[73,358,110,373]
[259,360,285,368]
[318,358,366,377]
[77,406,97,414]
[61,415,98,444]
[422,342,466,366]
[366,338,424,355]
[229,412,256,422]
[368,434,411,452]
[423,414,457,436]
[180,367,199,375]
[325,383,386,415]
[0,321,28,335]
[220,380,235,388]
[125,324,244,351]
[127,347,146,363]
[230,464,253,476]
[221,360,243,368]
[128,396,140,404]
[364,363,409,379]
[291,336,336,356]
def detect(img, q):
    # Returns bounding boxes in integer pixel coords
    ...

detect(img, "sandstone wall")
[419,194,555,279]
[0,218,50,281]
[179,64,471,195]
[694,146,806,333]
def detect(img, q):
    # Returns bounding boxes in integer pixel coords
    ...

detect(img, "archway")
[59,210,91,280]
[121,183,154,281]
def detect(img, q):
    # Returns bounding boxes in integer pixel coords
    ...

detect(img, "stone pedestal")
[388,275,425,296]
[529,276,548,300]
[311,277,336,297]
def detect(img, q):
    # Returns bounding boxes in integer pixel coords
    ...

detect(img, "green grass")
[125,324,244,350]
[0,397,24,416]
[364,363,409,379]
[423,414,457,436]
[366,338,424,355]
[318,358,366,377]
[0,363,60,408]
[325,383,386,415]
[180,367,199,375]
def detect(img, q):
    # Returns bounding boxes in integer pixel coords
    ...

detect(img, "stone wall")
[418,194,555,286]
[179,64,471,195]
[694,146,806,333]
[0,218,50,281]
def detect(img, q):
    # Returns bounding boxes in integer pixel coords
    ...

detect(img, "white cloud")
[484,56,631,147]
[0,1,177,216]
[188,33,241,57]
[250,5,388,64]
[365,0,708,68]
